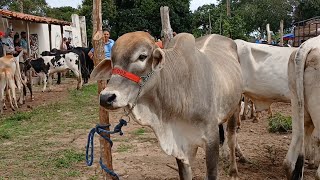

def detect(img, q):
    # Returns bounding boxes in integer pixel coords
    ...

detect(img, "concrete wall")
[51,24,62,50]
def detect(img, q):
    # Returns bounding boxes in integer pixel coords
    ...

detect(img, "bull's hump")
[167,33,196,52]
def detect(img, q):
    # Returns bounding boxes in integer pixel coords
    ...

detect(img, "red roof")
[0,9,71,26]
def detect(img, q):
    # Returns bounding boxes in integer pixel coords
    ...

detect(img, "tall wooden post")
[160,6,173,48]
[92,0,115,179]
[266,24,271,44]
[280,20,284,47]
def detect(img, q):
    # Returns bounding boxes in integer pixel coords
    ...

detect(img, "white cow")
[235,40,296,122]
[284,35,320,179]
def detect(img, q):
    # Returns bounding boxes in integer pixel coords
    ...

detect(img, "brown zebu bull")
[91,32,243,179]
[0,51,24,114]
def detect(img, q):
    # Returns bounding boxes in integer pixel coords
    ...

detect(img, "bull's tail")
[291,41,314,179]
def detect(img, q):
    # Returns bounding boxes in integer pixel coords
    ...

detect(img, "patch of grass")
[117,144,133,153]
[268,113,292,133]
[54,149,84,168]
[0,84,99,178]
[0,112,32,140]
[88,175,99,180]
[65,170,81,177]
[132,128,145,136]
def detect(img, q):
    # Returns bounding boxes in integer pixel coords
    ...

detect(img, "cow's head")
[90,31,165,110]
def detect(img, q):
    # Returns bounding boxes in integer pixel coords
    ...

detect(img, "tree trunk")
[160,6,173,48]
[92,0,115,179]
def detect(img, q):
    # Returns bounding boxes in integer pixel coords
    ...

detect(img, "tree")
[6,0,49,16]
[233,0,294,35]
[293,0,320,22]
[79,0,192,42]
[46,6,79,22]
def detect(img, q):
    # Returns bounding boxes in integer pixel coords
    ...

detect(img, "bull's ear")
[90,60,112,81]
[152,48,165,71]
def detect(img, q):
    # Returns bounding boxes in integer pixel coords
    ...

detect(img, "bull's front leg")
[176,158,192,180]
[205,126,219,180]
[0,80,5,114]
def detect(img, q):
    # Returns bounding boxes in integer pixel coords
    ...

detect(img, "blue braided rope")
[85,119,127,179]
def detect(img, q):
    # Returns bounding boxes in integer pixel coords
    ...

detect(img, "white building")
[0,9,87,57]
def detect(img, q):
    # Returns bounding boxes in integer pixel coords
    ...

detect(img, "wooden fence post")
[266,24,271,44]
[160,6,173,48]
[92,0,115,179]
[280,20,284,47]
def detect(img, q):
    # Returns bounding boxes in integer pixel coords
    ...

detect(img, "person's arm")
[88,48,94,60]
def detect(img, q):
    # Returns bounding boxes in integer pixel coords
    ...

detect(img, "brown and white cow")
[284,35,320,180]
[91,32,243,179]
[235,40,297,122]
[0,51,24,114]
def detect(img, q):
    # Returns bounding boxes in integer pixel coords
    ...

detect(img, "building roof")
[0,9,71,26]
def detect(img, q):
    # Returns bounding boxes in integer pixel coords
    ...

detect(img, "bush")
[268,113,292,133]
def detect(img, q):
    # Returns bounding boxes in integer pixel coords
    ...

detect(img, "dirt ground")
[2,77,317,179]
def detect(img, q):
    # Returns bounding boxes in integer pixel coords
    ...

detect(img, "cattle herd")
[0,46,93,114]
[2,31,320,179]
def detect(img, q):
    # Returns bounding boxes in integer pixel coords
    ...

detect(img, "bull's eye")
[138,54,147,61]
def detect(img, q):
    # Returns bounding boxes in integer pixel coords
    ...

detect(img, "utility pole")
[227,0,231,17]
[226,0,231,38]
[92,0,115,179]
[208,12,212,34]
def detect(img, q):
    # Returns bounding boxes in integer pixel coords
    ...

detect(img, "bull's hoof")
[238,156,251,164]
[252,118,258,123]
[236,127,241,133]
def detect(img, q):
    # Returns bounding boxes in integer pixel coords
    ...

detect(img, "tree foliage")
[5,0,48,16]
[79,0,191,42]
[2,0,320,43]
[293,0,320,22]
[46,6,79,22]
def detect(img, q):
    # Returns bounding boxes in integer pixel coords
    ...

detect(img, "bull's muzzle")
[100,93,117,108]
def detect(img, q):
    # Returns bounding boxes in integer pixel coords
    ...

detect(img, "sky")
[46,0,218,11]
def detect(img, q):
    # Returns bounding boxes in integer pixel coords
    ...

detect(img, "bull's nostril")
[106,94,116,105]
[100,93,117,107]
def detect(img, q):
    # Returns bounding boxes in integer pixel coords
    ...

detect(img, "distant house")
[0,9,87,57]
[293,16,320,47]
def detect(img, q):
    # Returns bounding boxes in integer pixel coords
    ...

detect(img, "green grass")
[132,128,145,136]
[0,84,100,179]
[53,149,84,168]
[117,143,133,152]
[268,113,292,133]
